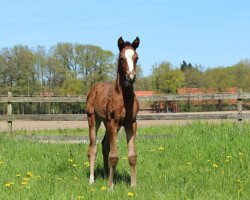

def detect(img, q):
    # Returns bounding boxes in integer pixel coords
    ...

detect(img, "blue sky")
[1,0,250,76]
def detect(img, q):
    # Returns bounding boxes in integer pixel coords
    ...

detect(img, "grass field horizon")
[0,122,249,199]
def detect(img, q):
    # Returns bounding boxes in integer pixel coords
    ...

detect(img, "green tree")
[35,46,48,92]
[150,62,185,93]
[74,44,114,94]
[134,64,151,91]
[180,61,204,88]
[180,60,193,71]
[0,48,16,93]
[0,45,37,95]
[204,67,234,92]
[44,55,64,93]
[44,43,115,95]
[230,60,250,92]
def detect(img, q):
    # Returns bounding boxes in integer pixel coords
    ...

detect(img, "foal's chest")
[107,94,138,122]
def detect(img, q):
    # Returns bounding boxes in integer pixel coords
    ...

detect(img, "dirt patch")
[0,119,239,132]
[0,120,187,132]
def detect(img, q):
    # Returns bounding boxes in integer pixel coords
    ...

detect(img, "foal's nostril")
[129,74,135,80]
[127,73,136,81]
[125,72,136,85]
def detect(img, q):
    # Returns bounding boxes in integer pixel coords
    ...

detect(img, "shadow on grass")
[86,164,130,185]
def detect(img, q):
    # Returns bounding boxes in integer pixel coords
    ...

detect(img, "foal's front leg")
[107,121,119,188]
[125,121,137,187]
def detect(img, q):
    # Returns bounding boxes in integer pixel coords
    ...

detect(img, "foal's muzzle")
[124,72,136,86]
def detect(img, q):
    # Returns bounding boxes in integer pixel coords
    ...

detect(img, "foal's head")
[117,37,140,86]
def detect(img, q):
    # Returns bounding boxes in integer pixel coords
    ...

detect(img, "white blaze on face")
[125,49,135,72]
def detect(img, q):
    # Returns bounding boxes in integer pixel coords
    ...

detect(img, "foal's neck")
[115,69,135,105]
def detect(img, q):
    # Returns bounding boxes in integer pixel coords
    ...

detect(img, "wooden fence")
[1,91,250,132]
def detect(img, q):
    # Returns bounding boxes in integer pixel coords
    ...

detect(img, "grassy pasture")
[0,122,249,199]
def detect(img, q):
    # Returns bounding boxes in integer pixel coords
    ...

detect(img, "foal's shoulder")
[88,82,112,92]
[87,82,115,98]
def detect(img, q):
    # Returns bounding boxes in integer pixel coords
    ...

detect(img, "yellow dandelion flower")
[23,177,29,181]
[101,186,107,191]
[26,186,31,189]
[9,182,15,185]
[84,161,90,165]
[238,152,244,156]
[90,188,95,193]
[68,159,74,163]
[212,164,219,168]
[5,183,11,187]
[186,162,192,165]
[0,161,4,164]
[21,182,27,185]
[123,157,127,161]
[207,160,211,162]
[158,147,164,150]
[19,186,23,189]
[77,196,84,200]
[128,192,134,197]
[237,179,242,183]
[58,177,63,180]
[74,177,78,180]
[27,172,33,177]
[84,161,90,167]
[16,173,21,177]
[225,159,230,163]
[227,155,232,159]
[73,164,78,167]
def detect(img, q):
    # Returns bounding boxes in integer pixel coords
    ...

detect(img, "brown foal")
[86,37,140,188]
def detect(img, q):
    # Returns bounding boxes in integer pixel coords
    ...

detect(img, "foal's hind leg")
[87,114,101,184]
[101,131,110,177]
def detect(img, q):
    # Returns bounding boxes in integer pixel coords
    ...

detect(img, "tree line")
[0,43,250,97]
[0,43,115,96]
[147,60,250,94]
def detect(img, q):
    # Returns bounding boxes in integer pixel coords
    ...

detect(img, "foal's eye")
[120,58,124,63]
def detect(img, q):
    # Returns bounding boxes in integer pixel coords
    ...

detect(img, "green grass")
[0,122,249,199]
[2,127,92,136]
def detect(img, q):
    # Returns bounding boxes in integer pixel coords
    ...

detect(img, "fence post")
[7,91,13,133]
[237,88,243,123]
[187,94,191,112]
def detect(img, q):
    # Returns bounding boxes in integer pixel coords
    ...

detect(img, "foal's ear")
[132,37,140,49]
[118,37,124,51]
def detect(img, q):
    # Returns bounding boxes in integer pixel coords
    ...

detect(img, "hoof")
[89,175,94,184]
[131,183,137,188]
[107,183,114,192]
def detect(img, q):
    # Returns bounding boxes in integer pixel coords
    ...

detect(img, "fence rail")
[0,112,249,122]
[1,91,249,132]
[1,93,250,103]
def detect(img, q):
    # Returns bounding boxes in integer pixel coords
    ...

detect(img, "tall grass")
[0,122,249,199]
